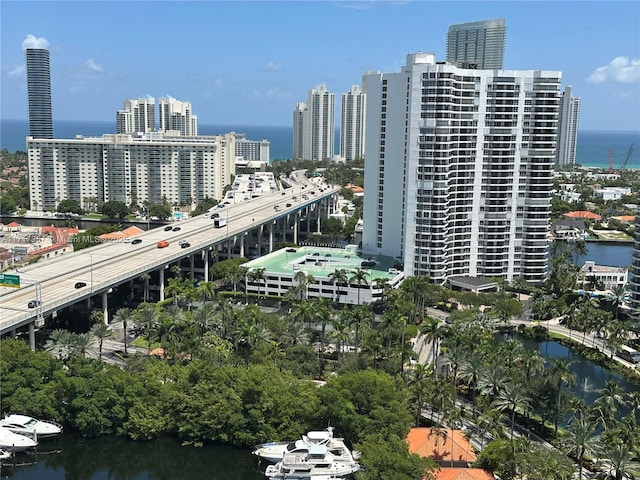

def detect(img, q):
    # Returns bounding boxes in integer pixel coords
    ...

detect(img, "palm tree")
[191,302,218,339]
[562,411,601,480]
[290,300,315,329]
[598,442,640,480]
[492,381,531,440]
[420,317,444,374]
[349,268,369,305]
[605,284,627,321]
[226,264,248,295]
[293,270,314,300]
[592,380,628,431]
[280,321,309,346]
[139,272,151,303]
[165,277,185,307]
[197,281,216,302]
[44,329,75,361]
[346,304,372,355]
[89,321,113,359]
[328,268,349,304]
[546,357,577,434]
[247,267,267,299]
[71,333,97,358]
[408,363,433,426]
[112,307,135,355]
[135,303,159,352]
[329,318,352,362]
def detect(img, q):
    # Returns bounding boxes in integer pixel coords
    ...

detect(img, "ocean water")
[1,118,638,168]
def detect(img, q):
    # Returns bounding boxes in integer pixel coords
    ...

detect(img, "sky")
[1,1,639,131]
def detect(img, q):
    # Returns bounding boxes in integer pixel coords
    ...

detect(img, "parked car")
[74,282,87,289]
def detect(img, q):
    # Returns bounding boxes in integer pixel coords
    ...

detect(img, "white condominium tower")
[116,95,156,134]
[362,52,561,285]
[556,85,581,167]
[292,85,335,161]
[446,18,506,69]
[159,95,198,136]
[340,85,366,161]
[27,132,236,211]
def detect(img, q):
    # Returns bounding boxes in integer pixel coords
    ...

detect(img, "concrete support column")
[129,280,134,300]
[293,212,299,244]
[258,225,264,256]
[227,239,232,259]
[282,218,287,242]
[159,268,165,302]
[269,223,274,252]
[29,322,35,351]
[203,250,209,281]
[306,208,311,233]
[190,254,195,281]
[102,292,108,324]
[240,235,245,258]
[317,210,321,234]
[10,328,16,338]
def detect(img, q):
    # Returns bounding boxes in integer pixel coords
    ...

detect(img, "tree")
[139,273,151,303]
[562,411,601,480]
[149,201,173,220]
[112,307,135,355]
[349,268,370,306]
[247,267,267,299]
[545,357,577,434]
[329,268,349,304]
[56,199,83,215]
[89,321,113,359]
[598,442,640,480]
[321,217,343,241]
[605,284,628,321]
[100,200,129,219]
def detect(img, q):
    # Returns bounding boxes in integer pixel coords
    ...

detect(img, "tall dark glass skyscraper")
[446,18,506,70]
[25,48,53,139]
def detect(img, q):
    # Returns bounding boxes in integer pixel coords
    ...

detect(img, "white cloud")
[264,61,282,71]
[587,57,640,84]
[7,65,25,78]
[85,58,103,73]
[22,34,49,50]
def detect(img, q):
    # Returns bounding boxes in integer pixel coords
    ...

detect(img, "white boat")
[264,444,360,479]
[0,426,38,452]
[254,427,360,464]
[0,449,11,461]
[0,414,63,440]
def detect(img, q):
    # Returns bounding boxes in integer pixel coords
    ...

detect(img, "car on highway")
[286,203,292,207]
[27,300,41,309]
[157,241,170,248]
[179,241,191,248]
[281,192,286,195]
[131,239,142,245]
[172,226,181,232]
[74,282,87,289]
[164,225,173,231]
[210,213,220,219]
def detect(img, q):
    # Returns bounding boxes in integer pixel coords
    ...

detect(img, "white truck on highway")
[213,218,227,228]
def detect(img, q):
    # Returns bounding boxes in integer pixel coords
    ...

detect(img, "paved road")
[0,175,339,335]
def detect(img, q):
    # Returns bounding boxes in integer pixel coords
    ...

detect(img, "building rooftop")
[243,245,401,282]
[407,427,477,464]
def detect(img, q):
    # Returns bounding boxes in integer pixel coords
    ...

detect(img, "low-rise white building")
[580,260,628,290]
[242,245,404,305]
[593,187,632,201]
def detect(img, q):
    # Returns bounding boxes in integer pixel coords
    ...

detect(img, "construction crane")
[619,144,634,171]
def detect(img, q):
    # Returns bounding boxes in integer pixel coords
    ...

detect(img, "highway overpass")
[0,174,339,347]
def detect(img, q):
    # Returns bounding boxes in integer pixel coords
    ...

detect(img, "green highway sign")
[0,273,20,288]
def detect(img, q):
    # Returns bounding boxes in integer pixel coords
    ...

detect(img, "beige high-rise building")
[27,132,235,210]
[292,85,335,161]
[116,95,156,134]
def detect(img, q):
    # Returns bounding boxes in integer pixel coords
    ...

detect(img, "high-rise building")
[556,85,581,167]
[234,133,270,163]
[340,85,366,161]
[25,48,53,139]
[292,85,335,161]
[116,95,156,134]
[446,18,506,69]
[292,102,307,161]
[628,209,640,322]
[159,96,198,136]
[362,52,561,284]
[27,132,236,210]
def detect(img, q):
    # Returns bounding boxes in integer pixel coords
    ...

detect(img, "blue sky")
[1,1,639,131]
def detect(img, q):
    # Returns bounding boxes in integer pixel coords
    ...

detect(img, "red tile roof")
[407,428,476,463]
[564,211,602,221]
[437,468,495,480]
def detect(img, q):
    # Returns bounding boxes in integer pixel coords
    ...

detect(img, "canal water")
[0,435,265,479]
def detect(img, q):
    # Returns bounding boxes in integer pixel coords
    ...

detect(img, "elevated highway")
[0,174,339,345]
